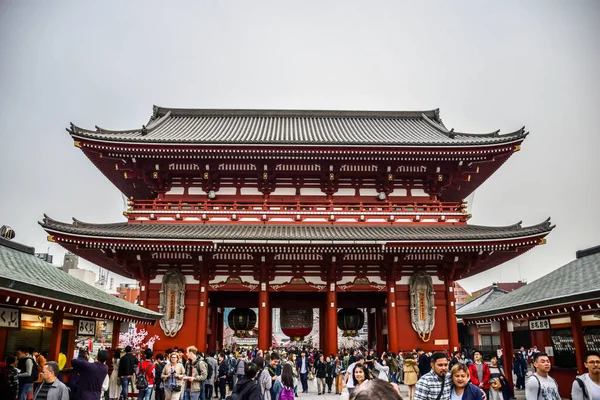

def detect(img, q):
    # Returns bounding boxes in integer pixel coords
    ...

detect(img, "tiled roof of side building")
[40,216,554,242]
[456,285,508,315]
[67,106,528,146]
[0,237,162,321]
[456,245,600,319]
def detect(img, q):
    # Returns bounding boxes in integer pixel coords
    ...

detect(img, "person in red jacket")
[468,350,491,396]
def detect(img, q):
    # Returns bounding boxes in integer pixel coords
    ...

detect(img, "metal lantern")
[0,225,15,240]
[227,308,257,337]
[280,308,313,341]
[337,308,365,337]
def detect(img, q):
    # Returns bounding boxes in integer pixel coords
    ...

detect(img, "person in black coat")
[231,362,260,400]
[512,353,528,390]
[217,354,229,400]
[416,349,431,377]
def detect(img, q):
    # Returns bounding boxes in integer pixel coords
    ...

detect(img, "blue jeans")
[19,383,33,400]
[121,377,131,400]
[138,387,153,400]
[300,372,308,392]
[190,390,204,400]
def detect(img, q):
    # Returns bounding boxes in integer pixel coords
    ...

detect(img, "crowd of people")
[1,344,599,400]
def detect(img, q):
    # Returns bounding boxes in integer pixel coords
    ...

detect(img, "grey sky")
[1,1,599,293]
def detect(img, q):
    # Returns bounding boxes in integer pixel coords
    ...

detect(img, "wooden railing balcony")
[125,199,469,224]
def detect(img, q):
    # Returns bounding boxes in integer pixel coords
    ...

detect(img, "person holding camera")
[161,352,186,400]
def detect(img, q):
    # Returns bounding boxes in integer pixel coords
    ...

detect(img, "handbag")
[490,380,502,390]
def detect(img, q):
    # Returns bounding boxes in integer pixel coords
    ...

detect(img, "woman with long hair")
[161,352,186,400]
[254,356,272,400]
[279,363,295,400]
[450,363,484,400]
[334,354,344,395]
[108,349,121,400]
[488,356,511,400]
[403,351,419,400]
[352,364,371,388]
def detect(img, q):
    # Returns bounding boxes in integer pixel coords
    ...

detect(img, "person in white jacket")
[373,353,391,382]
[571,351,600,400]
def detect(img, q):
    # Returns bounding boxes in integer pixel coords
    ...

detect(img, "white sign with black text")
[0,307,20,328]
[77,319,96,336]
[529,319,550,331]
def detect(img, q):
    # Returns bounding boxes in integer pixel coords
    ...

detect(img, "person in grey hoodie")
[571,351,600,400]
[204,351,218,400]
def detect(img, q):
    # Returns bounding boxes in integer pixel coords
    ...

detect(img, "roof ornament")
[141,125,148,136]
[433,108,441,123]
[0,225,16,240]
[448,128,456,139]
[66,122,75,134]
[151,105,159,121]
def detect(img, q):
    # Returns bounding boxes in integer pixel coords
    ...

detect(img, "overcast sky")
[1,1,599,293]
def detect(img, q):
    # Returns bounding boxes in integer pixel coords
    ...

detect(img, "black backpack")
[135,361,153,390]
[227,358,237,377]
[206,361,214,381]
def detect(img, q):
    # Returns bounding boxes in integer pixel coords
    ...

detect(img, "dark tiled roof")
[456,246,600,319]
[67,106,528,146]
[40,216,553,242]
[456,286,508,315]
[0,237,161,321]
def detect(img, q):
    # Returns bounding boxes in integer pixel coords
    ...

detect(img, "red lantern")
[280,308,313,341]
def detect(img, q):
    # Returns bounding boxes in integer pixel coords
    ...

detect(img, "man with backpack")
[136,349,156,400]
[226,362,260,400]
[16,346,38,400]
[204,352,217,400]
[571,350,600,400]
[225,351,237,393]
[185,347,208,400]
[525,352,560,400]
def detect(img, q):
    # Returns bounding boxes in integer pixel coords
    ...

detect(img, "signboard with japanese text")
[0,307,20,328]
[77,319,96,336]
[529,319,550,331]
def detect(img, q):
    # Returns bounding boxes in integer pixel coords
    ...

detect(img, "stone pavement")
[286,384,528,399]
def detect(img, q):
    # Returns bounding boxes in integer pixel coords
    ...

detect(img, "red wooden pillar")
[0,327,8,361]
[386,278,399,352]
[258,282,270,351]
[571,312,586,374]
[326,281,338,357]
[499,320,514,389]
[367,309,375,348]
[197,275,209,352]
[446,279,459,352]
[375,307,384,355]
[48,310,64,362]
[208,305,218,351]
[216,308,224,350]
[139,278,150,308]
[111,320,121,350]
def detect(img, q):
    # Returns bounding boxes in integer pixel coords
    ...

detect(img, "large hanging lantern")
[0,225,15,240]
[280,308,313,341]
[227,308,257,337]
[337,308,365,337]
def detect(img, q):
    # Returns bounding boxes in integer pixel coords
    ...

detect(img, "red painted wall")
[396,284,450,352]
[141,284,202,354]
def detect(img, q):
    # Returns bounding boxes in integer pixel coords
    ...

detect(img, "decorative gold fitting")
[123,172,128,179]
[466,175,471,182]
[47,235,56,242]
[437,174,443,181]
[476,167,480,173]
[99,153,103,158]
[329,173,335,181]
[203,172,209,180]
[115,164,119,170]
[73,140,81,148]
[466,213,472,219]
[539,238,547,245]
[123,211,129,217]
[514,145,521,152]
[152,171,158,179]
[263,172,268,180]
[388,174,393,181]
